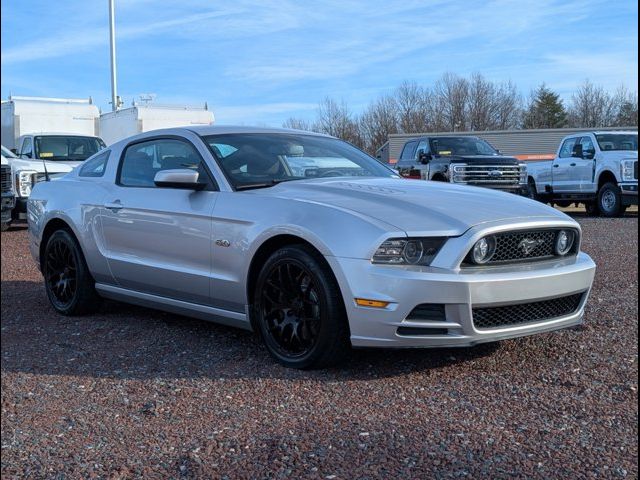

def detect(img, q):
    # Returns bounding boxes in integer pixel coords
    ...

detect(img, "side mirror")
[417,149,431,164]
[154,169,207,190]
[572,144,583,158]
[20,153,32,159]
[583,149,595,160]
[10,148,18,154]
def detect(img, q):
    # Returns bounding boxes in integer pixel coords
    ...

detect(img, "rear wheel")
[254,245,350,369]
[43,229,101,315]
[1,222,9,232]
[526,178,539,201]
[597,182,622,217]
[584,201,599,216]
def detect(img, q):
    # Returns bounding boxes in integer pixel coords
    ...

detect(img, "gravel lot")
[2,213,638,479]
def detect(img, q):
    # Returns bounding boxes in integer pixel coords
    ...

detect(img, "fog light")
[555,230,575,256]
[471,236,496,264]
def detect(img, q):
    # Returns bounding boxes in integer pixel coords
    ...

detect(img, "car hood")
[442,154,519,165]
[7,158,74,174]
[255,177,569,236]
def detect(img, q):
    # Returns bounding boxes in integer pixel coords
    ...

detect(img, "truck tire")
[597,182,623,217]
[526,179,539,201]
[1,222,9,232]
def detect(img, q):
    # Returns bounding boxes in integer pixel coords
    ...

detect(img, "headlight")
[555,230,575,256]
[372,238,447,266]
[621,160,637,181]
[469,235,497,264]
[16,170,37,197]
[519,163,528,184]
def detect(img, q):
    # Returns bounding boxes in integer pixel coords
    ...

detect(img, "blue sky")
[1,0,637,125]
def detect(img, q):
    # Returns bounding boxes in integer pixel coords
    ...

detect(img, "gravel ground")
[1,214,638,479]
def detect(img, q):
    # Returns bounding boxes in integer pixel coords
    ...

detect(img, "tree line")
[282,73,639,154]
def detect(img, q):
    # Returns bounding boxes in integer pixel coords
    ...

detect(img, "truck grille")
[634,161,638,180]
[1,165,11,194]
[463,229,580,266]
[473,293,584,330]
[451,164,526,186]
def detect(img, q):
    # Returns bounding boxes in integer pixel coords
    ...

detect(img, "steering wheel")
[320,170,346,178]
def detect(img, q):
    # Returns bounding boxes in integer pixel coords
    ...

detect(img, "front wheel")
[253,245,350,369]
[584,201,599,216]
[597,182,622,217]
[43,229,101,315]
[1,222,9,232]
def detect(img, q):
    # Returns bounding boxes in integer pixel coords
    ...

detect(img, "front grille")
[1,165,11,193]
[473,293,584,330]
[463,229,579,266]
[634,161,638,180]
[406,304,446,321]
[451,164,526,186]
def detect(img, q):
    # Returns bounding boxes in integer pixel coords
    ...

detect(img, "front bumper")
[328,252,596,348]
[620,182,638,206]
[2,192,15,224]
[11,197,28,221]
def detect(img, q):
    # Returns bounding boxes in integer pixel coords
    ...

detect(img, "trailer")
[99,103,214,146]
[1,96,100,150]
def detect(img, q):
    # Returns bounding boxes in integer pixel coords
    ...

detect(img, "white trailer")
[99,103,214,145]
[1,96,100,150]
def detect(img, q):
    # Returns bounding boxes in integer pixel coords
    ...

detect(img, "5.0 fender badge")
[215,239,231,248]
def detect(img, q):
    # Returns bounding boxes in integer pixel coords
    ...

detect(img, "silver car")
[27,126,596,369]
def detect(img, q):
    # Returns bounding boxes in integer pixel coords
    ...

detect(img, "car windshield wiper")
[235,178,299,191]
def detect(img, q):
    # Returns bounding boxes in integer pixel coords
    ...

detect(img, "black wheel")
[43,229,100,315]
[526,178,538,201]
[1,222,9,232]
[253,245,350,369]
[597,182,622,217]
[584,201,599,216]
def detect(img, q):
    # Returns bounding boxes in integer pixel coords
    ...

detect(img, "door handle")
[553,164,560,168]
[570,163,577,167]
[104,200,123,211]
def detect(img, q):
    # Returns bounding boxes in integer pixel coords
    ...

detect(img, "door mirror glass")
[417,149,430,164]
[154,169,206,190]
[571,143,583,158]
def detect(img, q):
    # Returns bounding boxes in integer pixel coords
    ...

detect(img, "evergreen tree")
[523,84,568,128]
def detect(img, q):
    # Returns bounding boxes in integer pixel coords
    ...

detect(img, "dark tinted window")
[35,135,105,161]
[559,137,578,158]
[399,141,418,162]
[119,138,209,188]
[595,134,637,151]
[79,151,110,177]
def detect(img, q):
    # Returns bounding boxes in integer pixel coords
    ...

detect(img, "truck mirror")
[10,148,17,154]
[417,150,430,164]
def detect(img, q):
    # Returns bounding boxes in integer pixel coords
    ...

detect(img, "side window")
[119,138,211,188]
[21,138,33,158]
[79,151,110,177]
[399,141,418,164]
[559,138,578,158]
[579,136,596,156]
[414,140,429,159]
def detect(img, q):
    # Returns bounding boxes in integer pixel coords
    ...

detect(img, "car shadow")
[1,280,499,382]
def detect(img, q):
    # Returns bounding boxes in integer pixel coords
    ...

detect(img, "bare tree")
[568,80,616,127]
[394,81,430,133]
[314,97,363,147]
[611,86,638,127]
[433,73,469,131]
[359,94,399,153]
[282,117,313,131]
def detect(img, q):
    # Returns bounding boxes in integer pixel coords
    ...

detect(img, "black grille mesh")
[464,229,579,265]
[473,293,584,330]
[1,165,11,193]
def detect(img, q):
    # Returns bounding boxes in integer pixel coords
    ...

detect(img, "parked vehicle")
[99,103,214,145]
[527,131,638,217]
[1,96,100,151]
[28,126,596,369]
[2,145,72,223]
[15,133,106,167]
[1,153,15,231]
[395,136,528,194]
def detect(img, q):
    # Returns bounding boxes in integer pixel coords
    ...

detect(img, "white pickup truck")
[527,131,638,217]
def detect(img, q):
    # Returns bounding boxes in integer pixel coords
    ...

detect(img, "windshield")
[1,145,17,158]
[595,134,637,152]
[202,133,397,189]
[34,135,105,161]
[429,137,499,156]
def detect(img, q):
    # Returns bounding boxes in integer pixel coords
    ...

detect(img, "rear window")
[399,141,418,163]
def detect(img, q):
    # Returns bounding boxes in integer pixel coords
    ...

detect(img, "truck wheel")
[584,202,599,216]
[526,179,539,201]
[597,182,622,217]
[1,222,9,232]
[43,229,101,315]
[555,201,571,208]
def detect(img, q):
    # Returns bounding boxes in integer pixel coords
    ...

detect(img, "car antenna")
[42,156,50,182]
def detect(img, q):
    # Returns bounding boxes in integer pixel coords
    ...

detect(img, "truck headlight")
[519,163,528,184]
[621,160,637,181]
[372,238,447,266]
[16,170,37,197]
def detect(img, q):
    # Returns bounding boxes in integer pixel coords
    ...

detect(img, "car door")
[396,140,421,179]
[571,136,597,192]
[99,136,218,305]
[552,136,579,192]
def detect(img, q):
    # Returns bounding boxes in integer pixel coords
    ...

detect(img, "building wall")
[381,127,638,164]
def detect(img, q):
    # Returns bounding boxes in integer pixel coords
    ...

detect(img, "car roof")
[186,125,331,137]
[19,132,101,138]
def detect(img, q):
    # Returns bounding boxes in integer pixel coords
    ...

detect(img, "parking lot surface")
[1,214,638,478]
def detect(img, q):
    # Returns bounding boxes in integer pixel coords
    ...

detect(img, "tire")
[596,182,622,217]
[43,229,101,315]
[584,202,599,216]
[253,244,350,369]
[1,222,9,232]
[526,179,538,201]
[555,201,571,208]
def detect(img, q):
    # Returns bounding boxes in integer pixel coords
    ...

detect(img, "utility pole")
[108,0,120,111]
